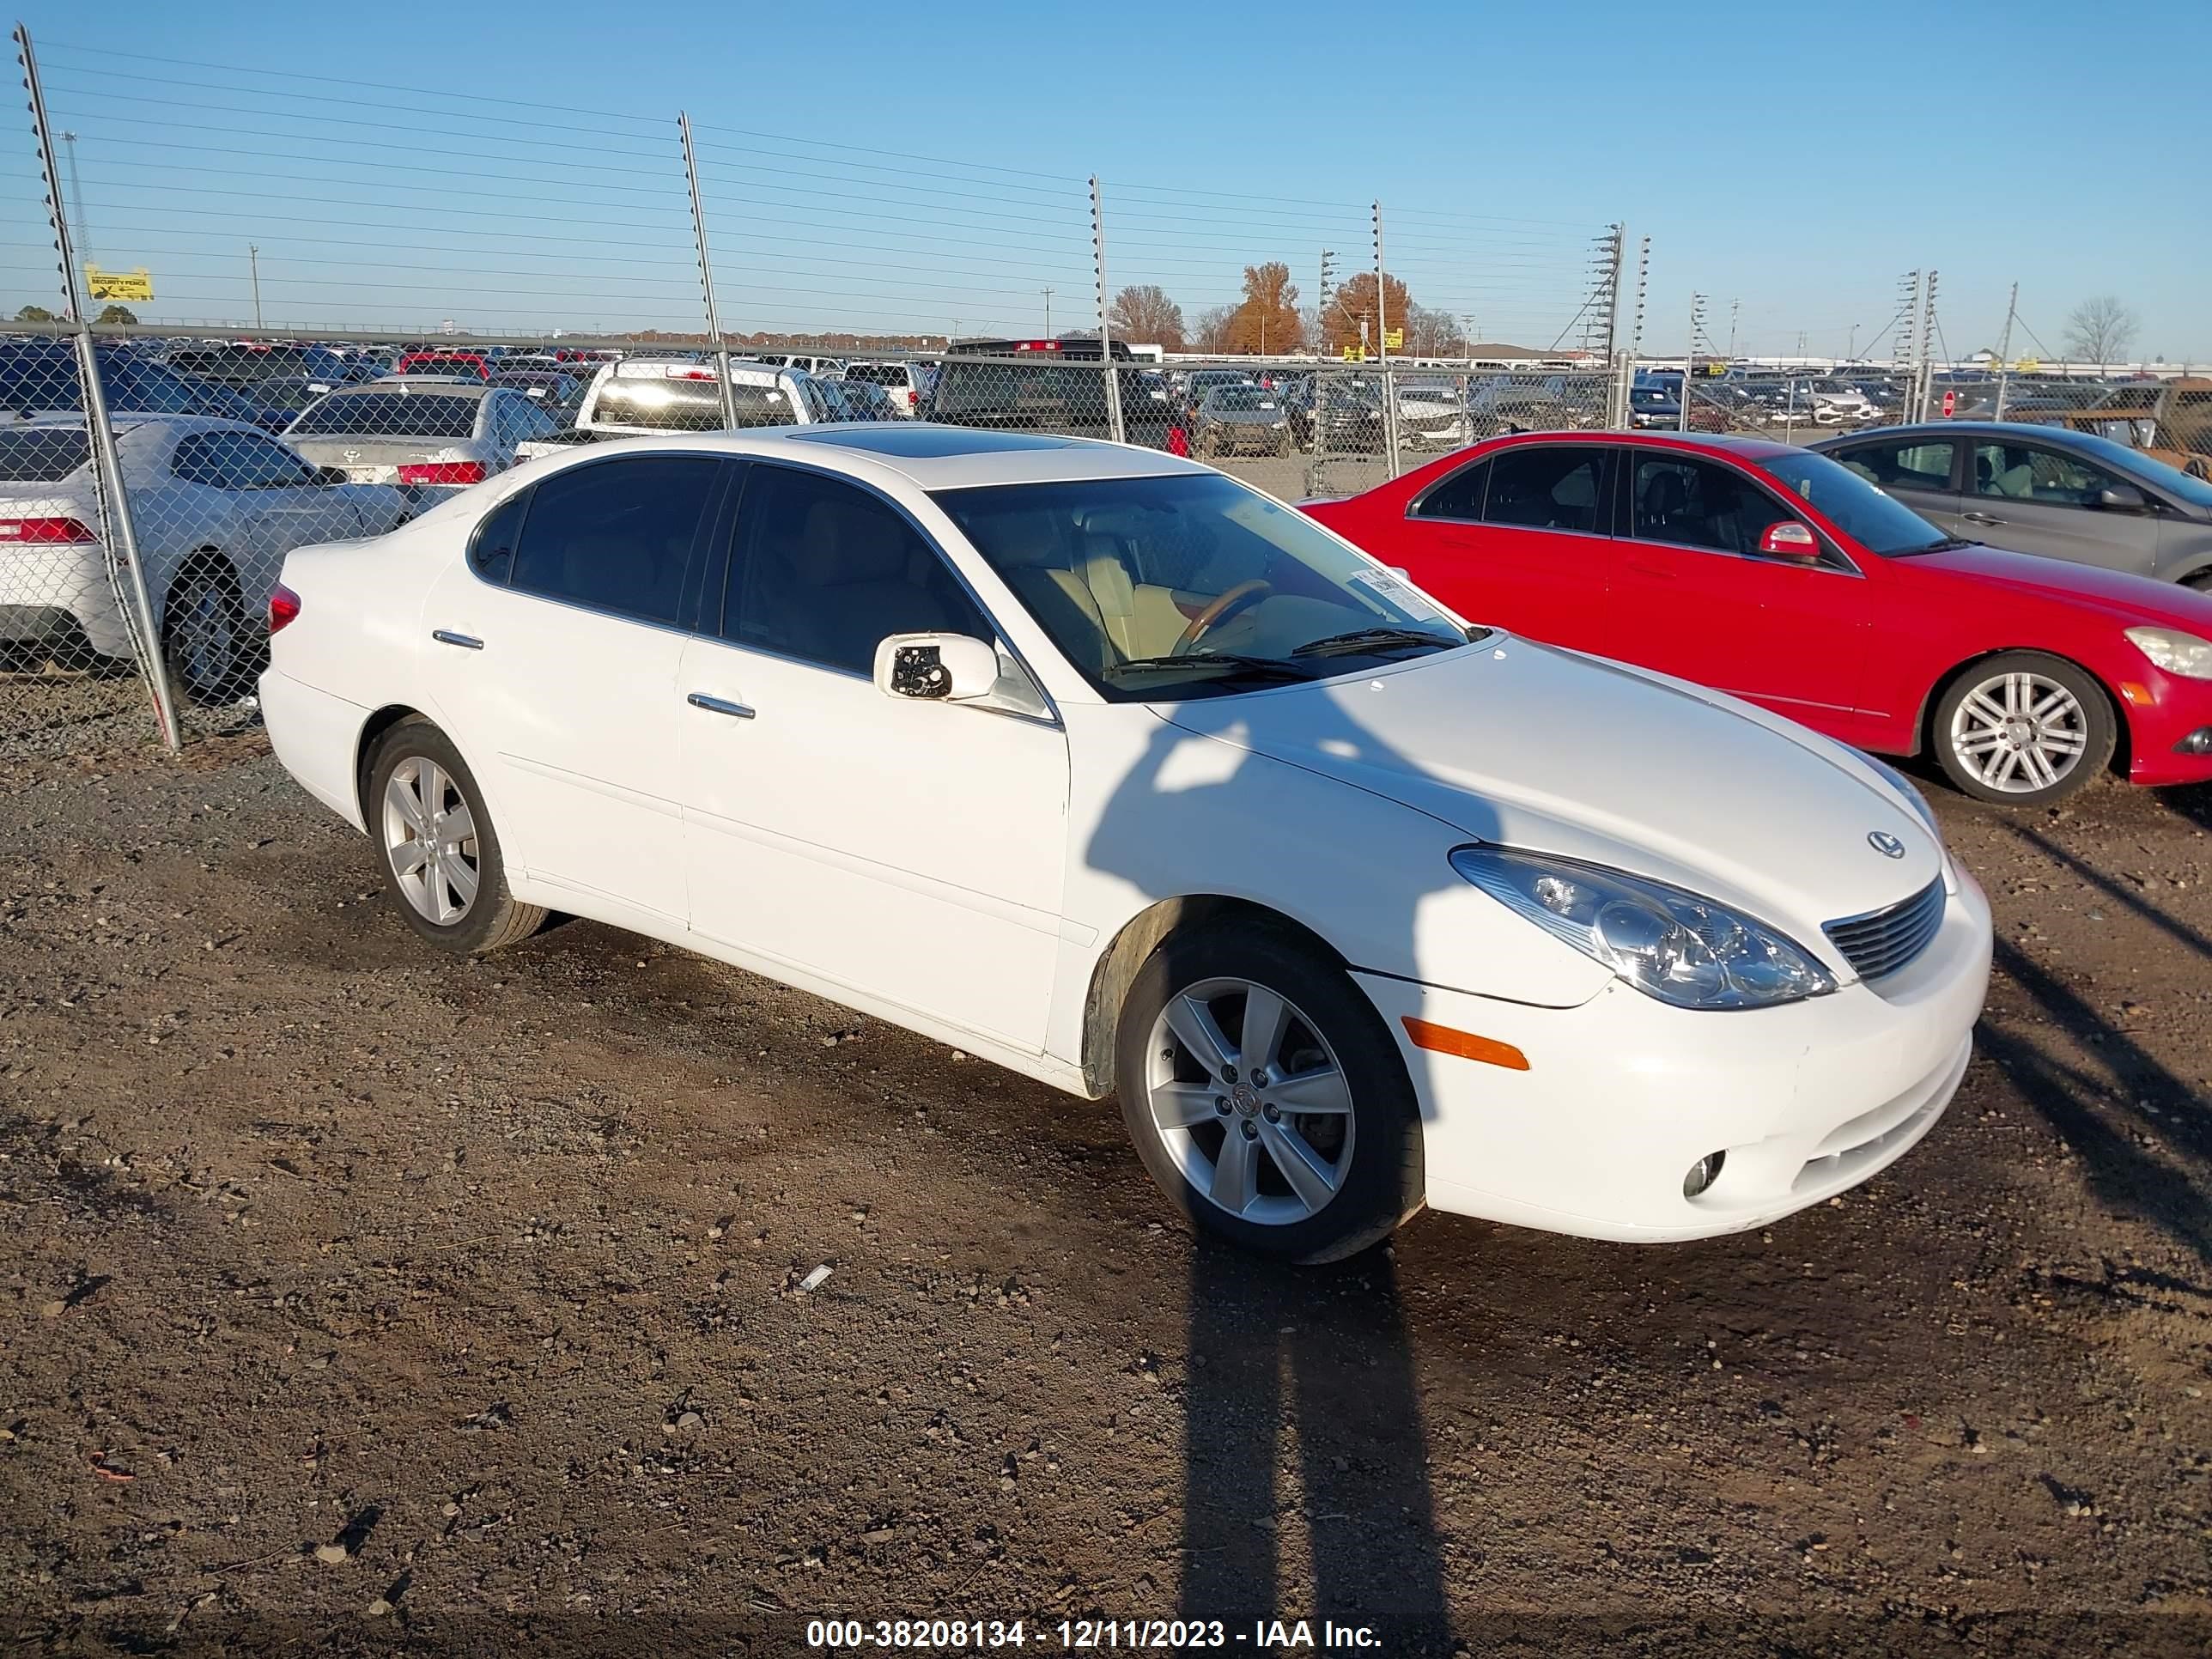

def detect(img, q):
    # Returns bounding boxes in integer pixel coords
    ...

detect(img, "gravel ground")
[2,688,2209,1658]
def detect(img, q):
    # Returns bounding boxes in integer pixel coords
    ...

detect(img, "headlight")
[2125,626,2212,679]
[1450,846,1835,1011]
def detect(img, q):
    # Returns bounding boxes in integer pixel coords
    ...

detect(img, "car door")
[1607,449,1878,744]
[1824,434,1964,533]
[1962,437,2161,577]
[1395,442,1618,652]
[675,461,1070,1054]
[417,452,726,926]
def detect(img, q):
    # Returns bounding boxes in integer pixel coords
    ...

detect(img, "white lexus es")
[259,426,1992,1263]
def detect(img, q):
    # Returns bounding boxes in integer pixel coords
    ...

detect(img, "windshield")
[1210,388,1273,411]
[1754,449,1949,556]
[288,392,483,438]
[2060,429,2212,509]
[933,472,1471,702]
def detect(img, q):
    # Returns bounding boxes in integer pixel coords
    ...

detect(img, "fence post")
[678,111,739,431]
[1373,202,1401,477]
[1089,176,1126,446]
[17,22,179,751]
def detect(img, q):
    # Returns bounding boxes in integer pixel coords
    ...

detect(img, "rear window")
[0,426,90,482]
[289,392,483,438]
[588,376,793,431]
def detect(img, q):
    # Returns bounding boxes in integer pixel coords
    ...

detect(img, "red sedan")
[1304,431,2212,805]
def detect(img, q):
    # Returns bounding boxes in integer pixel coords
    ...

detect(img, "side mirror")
[2096,482,2148,512]
[874,632,999,702]
[1758,521,1821,560]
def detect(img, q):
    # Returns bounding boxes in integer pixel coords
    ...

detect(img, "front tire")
[366,719,544,953]
[1931,651,2115,805]
[162,562,254,703]
[1115,923,1423,1264]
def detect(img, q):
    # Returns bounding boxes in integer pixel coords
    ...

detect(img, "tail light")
[0,516,99,544]
[268,583,301,634]
[397,461,487,486]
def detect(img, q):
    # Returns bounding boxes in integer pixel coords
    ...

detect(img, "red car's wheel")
[1930,653,2116,805]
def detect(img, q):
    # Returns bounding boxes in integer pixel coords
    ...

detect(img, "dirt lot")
[3,696,2210,1658]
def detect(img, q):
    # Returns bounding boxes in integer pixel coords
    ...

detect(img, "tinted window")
[1833,438,1954,492]
[1630,455,1796,556]
[470,489,528,583]
[508,456,720,625]
[1414,457,1490,521]
[1972,441,2122,506]
[0,426,90,482]
[289,392,483,438]
[1481,447,1607,533]
[172,431,314,488]
[726,465,989,675]
[112,362,206,414]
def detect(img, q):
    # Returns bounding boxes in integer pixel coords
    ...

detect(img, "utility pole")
[1374,201,1400,474]
[1847,321,1860,361]
[1680,291,1706,432]
[248,244,263,331]
[1728,296,1740,359]
[59,128,89,270]
[1316,248,1336,360]
[1993,280,2019,420]
[677,111,738,431]
[1918,269,1940,420]
[1042,287,1054,337]
[1088,177,1124,444]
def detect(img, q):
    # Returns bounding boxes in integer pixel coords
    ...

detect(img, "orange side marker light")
[1401,1017,1529,1071]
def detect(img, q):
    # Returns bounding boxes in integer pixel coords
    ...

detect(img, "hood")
[1911,542,2212,627]
[1158,637,1942,954]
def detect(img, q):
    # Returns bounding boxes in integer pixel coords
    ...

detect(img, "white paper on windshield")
[1349,570,1445,621]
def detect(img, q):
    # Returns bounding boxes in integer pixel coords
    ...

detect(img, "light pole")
[1847,321,1861,362]
[249,244,263,331]
[1041,287,1054,337]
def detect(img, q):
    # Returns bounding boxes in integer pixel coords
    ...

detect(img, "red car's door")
[1387,441,1622,654]
[1607,448,1881,746]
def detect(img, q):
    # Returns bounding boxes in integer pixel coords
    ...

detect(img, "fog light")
[1682,1151,1726,1199]
[2172,726,2212,755]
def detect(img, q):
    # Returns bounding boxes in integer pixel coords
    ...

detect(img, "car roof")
[1482,428,1800,461]
[1807,422,2121,449]
[328,379,495,398]
[546,424,1206,489]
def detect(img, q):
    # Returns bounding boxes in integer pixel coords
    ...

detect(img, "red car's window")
[1629,454,1801,556]
[1482,446,1607,533]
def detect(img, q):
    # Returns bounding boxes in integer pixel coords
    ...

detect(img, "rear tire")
[162,561,256,704]
[365,719,544,954]
[1115,922,1423,1265]
[1930,651,2115,805]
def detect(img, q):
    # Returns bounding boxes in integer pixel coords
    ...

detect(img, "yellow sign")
[1383,328,1404,349]
[85,265,154,302]
[2014,356,2039,374]
[1341,345,1366,362]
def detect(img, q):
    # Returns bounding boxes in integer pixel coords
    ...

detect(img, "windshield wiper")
[1892,536,1978,556]
[1104,653,1316,684]
[1290,626,1463,659]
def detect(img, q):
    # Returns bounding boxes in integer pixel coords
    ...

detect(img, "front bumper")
[2121,668,2212,787]
[1358,865,1992,1242]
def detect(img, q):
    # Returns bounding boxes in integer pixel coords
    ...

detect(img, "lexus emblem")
[1868,830,1907,860]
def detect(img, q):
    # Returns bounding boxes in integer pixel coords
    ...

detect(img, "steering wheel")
[1170,579,1273,656]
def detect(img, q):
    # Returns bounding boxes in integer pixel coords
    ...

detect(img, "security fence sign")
[84,266,155,302]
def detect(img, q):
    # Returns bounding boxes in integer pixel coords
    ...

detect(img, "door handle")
[1626,559,1675,579]
[1961,511,2005,526]
[686,692,756,720]
[431,629,483,649]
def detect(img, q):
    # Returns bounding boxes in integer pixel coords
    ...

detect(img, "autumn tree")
[1109,284,1184,352]
[1321,271,1413,356]
[1225,262,1303,356]
[1192,305,1236,354]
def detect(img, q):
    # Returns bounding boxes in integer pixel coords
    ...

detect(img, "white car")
[0,416,410,700]
[574,358,830,437]
[258,427,1992,1262]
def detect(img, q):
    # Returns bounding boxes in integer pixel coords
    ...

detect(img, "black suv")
[921,338,1176,446]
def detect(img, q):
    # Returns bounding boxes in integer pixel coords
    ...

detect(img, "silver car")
[284,381,556,500]
[1813,422,2212,589]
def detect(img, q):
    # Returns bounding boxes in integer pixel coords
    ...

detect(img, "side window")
[1480,447,1607,534]
[1413,457,1490,521]
[169,433,225,486]
[1631,455,1800,556]
[507,455,720,626]
[724,465,991,675]
[224,434,319,488]
[113,362,203,415]
[470,488,529,584]
[1835,439,1954,492]
[1972,441,2120,507]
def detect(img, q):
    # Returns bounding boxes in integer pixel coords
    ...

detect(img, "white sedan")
[259,426,1992,1263]
[0,416,410,700]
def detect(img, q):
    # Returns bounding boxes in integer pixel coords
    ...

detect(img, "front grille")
[1823,878,1945,981]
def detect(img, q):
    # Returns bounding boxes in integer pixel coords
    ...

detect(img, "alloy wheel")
[1145,976,1356,1225]
[1947,669,2090,795]
[382,756,481,925]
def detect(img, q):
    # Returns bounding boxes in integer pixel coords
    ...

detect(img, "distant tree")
[14,303,55,322]
[1225,262,1303,356]
[1192,305,1237,355]
[1402,303,1468,356]
[1321,271,1414,356]
[2063,295,2139,367]
[1109,284,1185,353]
[94,303,138,325]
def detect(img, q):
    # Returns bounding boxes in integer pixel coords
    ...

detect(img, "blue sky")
[9,0,2208,361]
